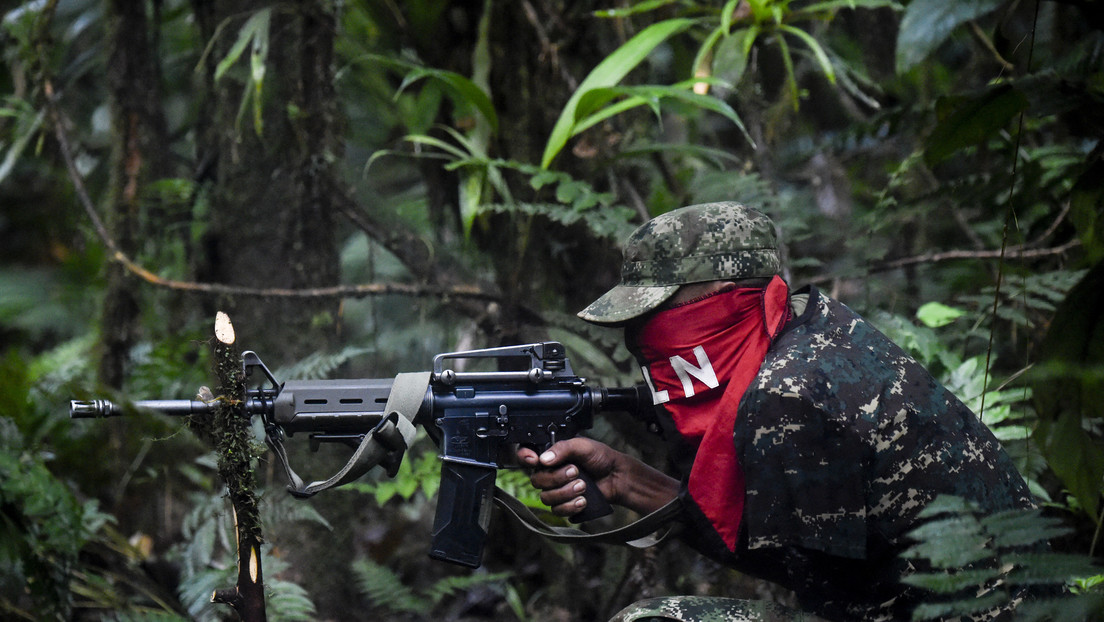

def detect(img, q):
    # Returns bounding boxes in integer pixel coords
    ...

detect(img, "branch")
[807,238,1082,285]
[205,312,267,621]
[42,79,499,304]
[871,237,1082,273]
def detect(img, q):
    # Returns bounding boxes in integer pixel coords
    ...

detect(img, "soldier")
[518,202,1035,621]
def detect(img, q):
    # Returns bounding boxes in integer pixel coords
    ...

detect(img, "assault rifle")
[71,342,652,568]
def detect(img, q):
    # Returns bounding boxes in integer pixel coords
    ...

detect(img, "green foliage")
[344,437,543,513]
[542,18,697,169]
[206,7,272,136]
[1070,152,1104,264]
[0,417,108,621]
[344,441,441,506]
[1032,263,1104,519]
[872,301,1050,500]
[915,301,965,329]
[272,345,376,381]
[0,95,44,184]
[4,0,1104,618]
[924,85,1029,166]
[475,167,636,241]
[896,0,1005,74]
[106,613,188,622]
[352,53,499,136]
[971,270,1087,331]
[169,469,329,621]
[351,556,512,616]
[902,495,1102,621]
[369,144,636,239]
[574,81,751,143]
[0,263,102,349]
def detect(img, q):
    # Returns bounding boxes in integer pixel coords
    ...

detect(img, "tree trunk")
[191,0,341,364]
[98,0,170,388]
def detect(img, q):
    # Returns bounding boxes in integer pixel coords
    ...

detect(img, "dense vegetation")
[1,0,1101,620]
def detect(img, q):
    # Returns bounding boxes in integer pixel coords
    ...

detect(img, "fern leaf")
[274,346,374,380]
[902,567,1005,593]
[910,590,1008,621]
[916,494,982,518]
[479,201,635,241]
[266,578,319,622]
[422,570,511,602]
[351,558,430,614]
[904,530,993,569]
[262,490,334,530]
[983,509,1070,549]
[903,495,1104,620]
[1004,553,1101,585]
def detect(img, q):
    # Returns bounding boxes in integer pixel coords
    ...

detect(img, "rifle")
[71,341,653,568]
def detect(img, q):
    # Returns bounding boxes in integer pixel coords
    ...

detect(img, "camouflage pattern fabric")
[609,596,825,622]
[578,202,781,325]
[689,286,1034,621]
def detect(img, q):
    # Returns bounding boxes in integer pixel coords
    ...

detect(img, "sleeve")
[735,384,871,560]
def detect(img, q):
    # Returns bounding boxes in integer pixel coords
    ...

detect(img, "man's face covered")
[630,275,790,551]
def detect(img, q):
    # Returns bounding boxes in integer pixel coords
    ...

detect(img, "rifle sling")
[273,371,427,499]
[493,487,681,547]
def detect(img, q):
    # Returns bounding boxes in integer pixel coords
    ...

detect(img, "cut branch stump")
[188,311,268,621]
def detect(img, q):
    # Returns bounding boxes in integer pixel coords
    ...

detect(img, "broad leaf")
[541,18,696,169]
[593,0,683,18]
[916,301,965,328]
[573,83,753,146]
[363,54,498,133]
[779,24,836,84]
[896,0,1005,74]
[924,85,1028,165]
[214,8,271,82]
[712,26,760,88]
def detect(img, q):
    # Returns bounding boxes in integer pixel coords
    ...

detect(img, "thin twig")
[806,237,1081,285]
[522,0,577,91]
[872,238,1081,273]
[981,0,1042,423]
[968,21,1015,73]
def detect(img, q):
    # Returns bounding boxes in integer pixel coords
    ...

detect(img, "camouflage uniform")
[610,596,820,622]
[578,203,1036,622]
[669,287,1034,621]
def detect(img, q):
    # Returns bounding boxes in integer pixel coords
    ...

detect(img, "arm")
[517,437,679,517]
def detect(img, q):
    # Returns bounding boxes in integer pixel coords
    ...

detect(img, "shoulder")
[743,289,900,434]
[749,288,947,427]
[769,288,909,374]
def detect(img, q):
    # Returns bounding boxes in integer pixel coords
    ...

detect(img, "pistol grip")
[569,467,613,523]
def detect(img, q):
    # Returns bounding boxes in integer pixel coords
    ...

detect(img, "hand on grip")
[568,466,613,523]
[519,438,619,521]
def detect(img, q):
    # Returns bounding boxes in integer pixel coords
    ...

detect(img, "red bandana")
[634,276,790,551]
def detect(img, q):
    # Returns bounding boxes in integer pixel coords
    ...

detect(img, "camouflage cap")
[578,202,780,325]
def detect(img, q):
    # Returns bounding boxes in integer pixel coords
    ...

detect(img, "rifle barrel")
[597,385,651,416]
[69,399,212,418]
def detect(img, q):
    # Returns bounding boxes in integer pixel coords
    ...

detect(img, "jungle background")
[2,0,1103,620]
